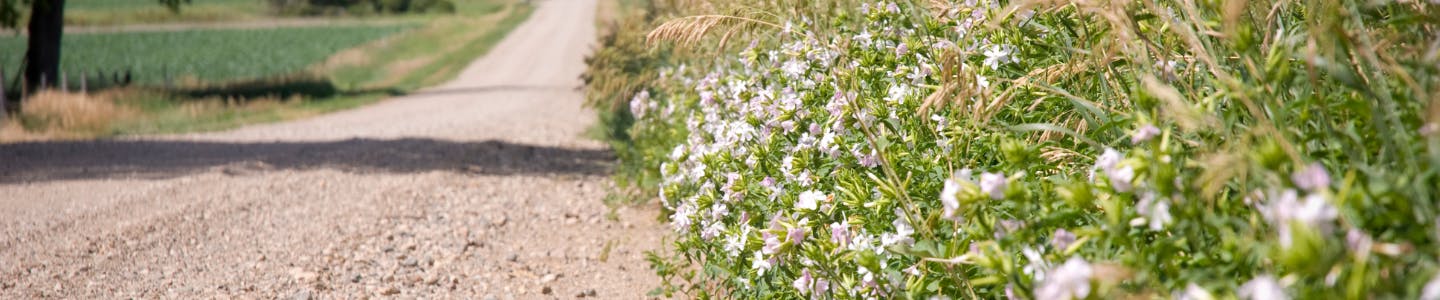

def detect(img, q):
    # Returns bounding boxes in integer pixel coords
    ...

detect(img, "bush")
[614,0,1440,298]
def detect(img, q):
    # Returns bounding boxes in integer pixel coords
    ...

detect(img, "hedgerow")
[596,0,1440,298]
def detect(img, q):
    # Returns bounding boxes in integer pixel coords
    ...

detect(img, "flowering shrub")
[607,0,1440,298]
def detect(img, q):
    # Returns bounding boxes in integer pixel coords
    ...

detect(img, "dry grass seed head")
[646,14,779,48]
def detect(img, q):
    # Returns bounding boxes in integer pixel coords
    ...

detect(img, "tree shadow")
[173,75,405,101]
[0,138,614,183]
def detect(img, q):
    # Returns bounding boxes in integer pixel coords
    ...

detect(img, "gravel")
[0,0,665,298]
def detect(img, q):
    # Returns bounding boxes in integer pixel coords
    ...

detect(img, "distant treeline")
[269,0,456,16]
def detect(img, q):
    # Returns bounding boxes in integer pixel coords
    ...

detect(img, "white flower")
[671,200,697,233]
[1051,228,1077,251]
[1094,148,1122,172]
[1238,275,1287,300]
[723,229,748,257]
[1293,193,1337,229]
[796,190,825,210]
[701,221,724,240]
[751,251,772,275]
[1178,283,1214,300]
[1291,162,1330,192]
[782,59,808,79]
[1259,189,1337,248]
[826,91,852,116]
[629,91,650,118]
[881,209,915,246]
[796,170,814,187]
[669,145,685,160]
[940,177,963,221]
[1131,124,1161,144]
[849,232,880,254]
[979,172,1008,200]
[1021,247,1050,281]
[854,30,873,47]
[1108,165,1135,193]
[982,44,1018,70]
[895,42,909,56]
[885,83,910,103]
[1035,257,1093,300]
[1422,271,1440,300]
[1136,192,1173,230]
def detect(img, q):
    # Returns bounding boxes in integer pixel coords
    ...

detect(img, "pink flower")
[1131,124,1161,144]
[789,223,808,246]
[1291,162,1330,192]
[979,172,1008,200]
[1051,228,1077,250]
[829,222,851,249]
[1239,275,1287,300]
[763,231,783,254]
[1036,257,1093,300]
[793,269,814,292]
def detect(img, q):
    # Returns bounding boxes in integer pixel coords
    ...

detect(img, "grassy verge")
[327,1,529,91]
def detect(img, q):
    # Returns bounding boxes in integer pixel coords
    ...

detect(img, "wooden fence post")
[1,69,7,125]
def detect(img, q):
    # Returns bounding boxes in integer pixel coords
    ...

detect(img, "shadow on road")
[0,138,614,183]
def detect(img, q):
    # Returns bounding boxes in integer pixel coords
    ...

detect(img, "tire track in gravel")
[0,0,666,298]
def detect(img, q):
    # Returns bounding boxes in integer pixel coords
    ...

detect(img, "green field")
[67,0,262,11]
[65,0,269,25]
[0,25,413,85]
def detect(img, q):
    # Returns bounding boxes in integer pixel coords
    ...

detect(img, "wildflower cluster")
[611,0,1440,298]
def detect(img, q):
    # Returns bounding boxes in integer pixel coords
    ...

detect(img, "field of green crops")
[0,24,413,85]
[67,0,262,11]
[63,0,269,25]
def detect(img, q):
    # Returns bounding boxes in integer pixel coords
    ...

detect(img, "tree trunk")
[23,0,64,93]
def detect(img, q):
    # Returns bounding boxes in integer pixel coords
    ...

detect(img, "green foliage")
[581,0,672,203]
[597,0,1440,298]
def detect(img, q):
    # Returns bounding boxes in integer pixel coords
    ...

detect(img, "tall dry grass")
[1,91,131,142]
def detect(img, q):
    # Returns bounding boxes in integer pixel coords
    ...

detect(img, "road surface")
[0,0,665,298]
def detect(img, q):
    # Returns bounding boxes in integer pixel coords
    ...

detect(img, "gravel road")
[0,0,667,298]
